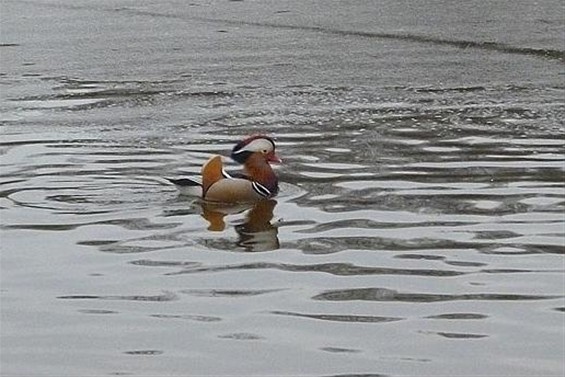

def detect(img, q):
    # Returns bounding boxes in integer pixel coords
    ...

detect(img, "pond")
[1,1,564,376]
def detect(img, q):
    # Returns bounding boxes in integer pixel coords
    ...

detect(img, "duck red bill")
[267,153,282,163]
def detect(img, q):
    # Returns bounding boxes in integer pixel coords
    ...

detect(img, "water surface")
[1,1,564,376]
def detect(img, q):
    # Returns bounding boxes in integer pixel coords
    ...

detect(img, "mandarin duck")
[167,135,281,203]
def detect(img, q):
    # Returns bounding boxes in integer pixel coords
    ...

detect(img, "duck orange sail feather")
[201,155,224,196]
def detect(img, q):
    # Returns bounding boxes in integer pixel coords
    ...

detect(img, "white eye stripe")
[234,139,274,154]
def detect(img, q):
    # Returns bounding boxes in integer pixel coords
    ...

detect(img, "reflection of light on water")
[14,98,103,109]
[1,109,46,122]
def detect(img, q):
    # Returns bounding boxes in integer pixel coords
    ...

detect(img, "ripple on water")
[1,72,564,377]
[312,288,562,302]
[57,291,179,302]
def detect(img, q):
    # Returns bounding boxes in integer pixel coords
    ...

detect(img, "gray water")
[1,1,564,376]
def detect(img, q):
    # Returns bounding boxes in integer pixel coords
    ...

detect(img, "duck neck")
[244,153,278,193]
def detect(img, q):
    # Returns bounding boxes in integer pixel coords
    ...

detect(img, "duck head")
[231,135,282,164]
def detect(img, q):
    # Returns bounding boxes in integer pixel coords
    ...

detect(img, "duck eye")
[262,149,268,154]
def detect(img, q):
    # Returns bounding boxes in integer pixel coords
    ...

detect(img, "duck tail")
[201,155,224,196]
[166,177,202,196]
[166,177,200,186]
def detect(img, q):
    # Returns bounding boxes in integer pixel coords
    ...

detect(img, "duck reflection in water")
[201,199,279,252]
